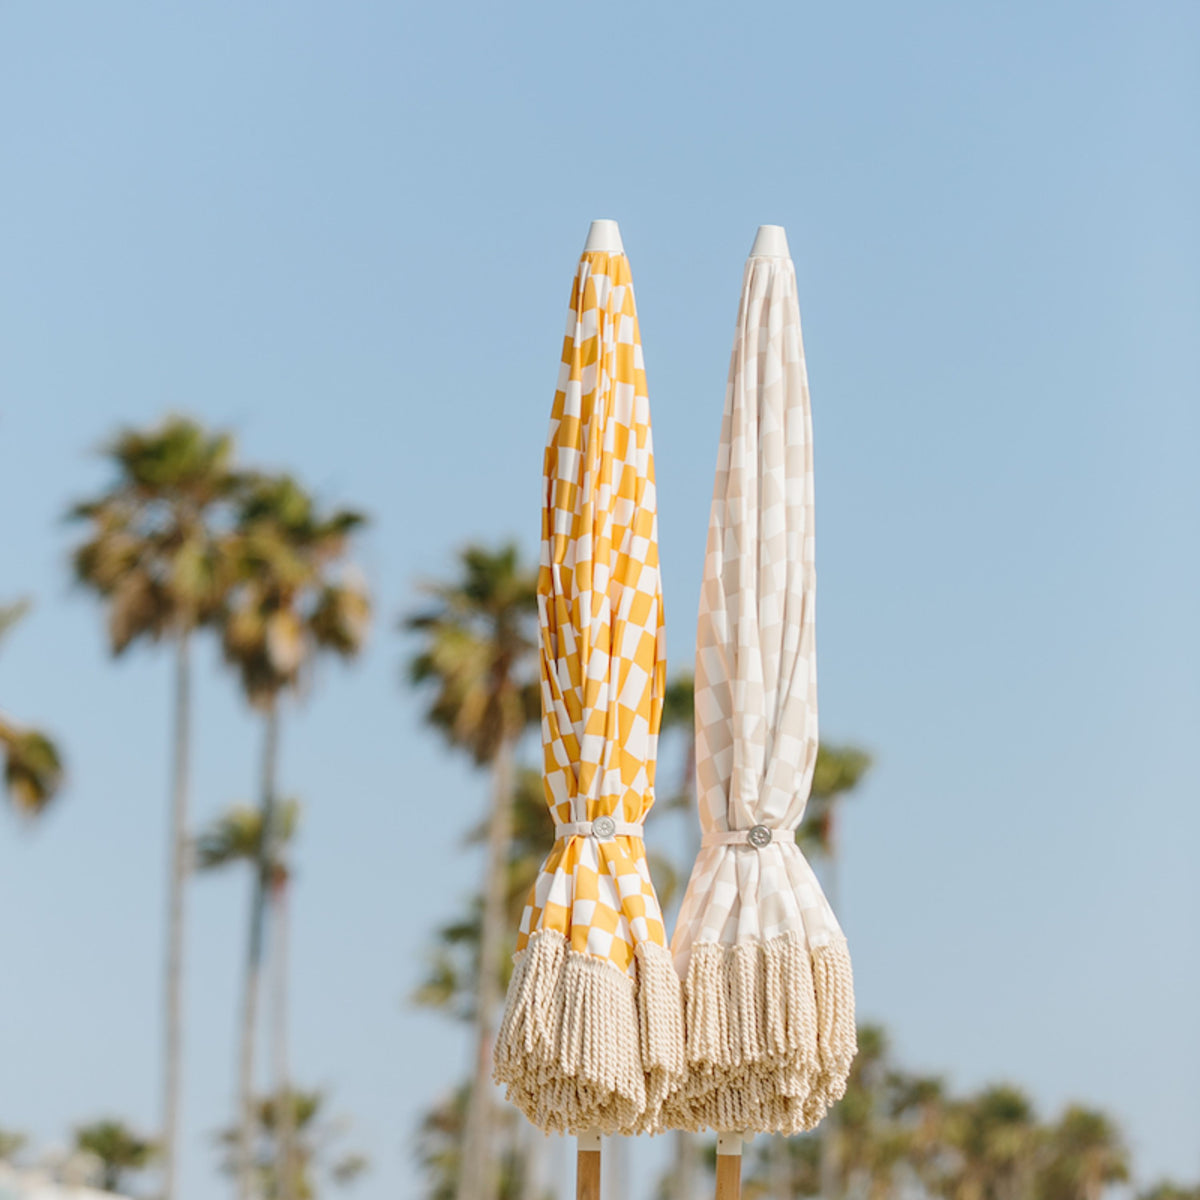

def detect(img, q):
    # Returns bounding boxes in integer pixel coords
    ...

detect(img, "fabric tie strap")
[701,823,792,849]
[555,816,644,841]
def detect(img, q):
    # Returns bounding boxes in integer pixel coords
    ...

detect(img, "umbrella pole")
[714,1133,742,1200]
[576,1131,601,1200]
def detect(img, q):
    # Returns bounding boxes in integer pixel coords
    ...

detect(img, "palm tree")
[74,1119,158,1195]
[798,743,874,863]
[0,600,65,817]
[0,718,63,817]
[0,1128,27,1164]
[800,742,872,1200]
[69,414,240,1200]
[221,473,370,1200]
[1138,1185,1200,1200]
[827,1025,891,1198]
[885,1071,950,1195]
[414,1084,526,1200]
[412,767,550,1023]
[939,1085,1041,1200]
[1037,1106,1129,1200]
[196,795,302,1167]
[734,1026,1143,1200]
[405,542,539,1200]
[195,800,301,878]
[196,801,301,874]
[218,1088,368,1200]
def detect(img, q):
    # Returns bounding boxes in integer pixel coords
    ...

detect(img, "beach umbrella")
[493,220,685,1146]
[664,226,857,1146]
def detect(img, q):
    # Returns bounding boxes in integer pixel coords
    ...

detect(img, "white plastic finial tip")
[749,224,789,258]
[584,219,624,253]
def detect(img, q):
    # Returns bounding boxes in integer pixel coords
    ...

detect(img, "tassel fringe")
[662,933,856,1134]
[493,930,685,1135]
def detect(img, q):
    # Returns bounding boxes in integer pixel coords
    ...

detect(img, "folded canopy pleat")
[664,234,856,1134]
[493,243,684,1135]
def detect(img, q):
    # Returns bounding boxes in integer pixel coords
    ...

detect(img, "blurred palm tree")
[73,1118,157,1195]
[939,1084,1041,1200]
[0,1128,27,1163]
[827,1025,892,1195]
[798,743,874,859]
[405,542,538,1200]
[801,742,872,1200]
[414,1084,529,1200]
[195,800,301,876]
[196,794,302,1188]
[218,1088,368,1200]
[1036,1106,1129,1200]
[735,1023,1160,1200]
[221,472,370,1200]
[659,670,696,807]
[69,414,239,1200]
[1139,1185,1200,1200]
[0,600,64,817]
[886,1071,951,1193]
[412,767,549,1022]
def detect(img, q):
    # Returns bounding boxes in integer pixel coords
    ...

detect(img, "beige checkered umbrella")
[493,220,684,1136]
[663,226,856,1135]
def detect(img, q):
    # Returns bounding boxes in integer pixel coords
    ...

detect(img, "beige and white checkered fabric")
[671,246,845,973]
[515,248,670,979]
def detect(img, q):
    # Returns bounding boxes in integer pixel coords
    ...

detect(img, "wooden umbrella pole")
[714,1132,743,1200]
[576,1131,601,1200]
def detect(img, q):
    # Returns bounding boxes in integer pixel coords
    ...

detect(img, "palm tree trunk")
[273,879,296,1200]
[237,701,280,1200]
[161,630,191,1200]
[456,736,515,1200]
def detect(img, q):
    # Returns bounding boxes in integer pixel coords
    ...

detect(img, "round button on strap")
[555,817,644,841]
[747,823,773,848]
[700,824,792,849]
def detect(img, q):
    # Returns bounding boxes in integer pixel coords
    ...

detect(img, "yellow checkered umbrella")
[493,221,684,1136]
[663,226,856,1138]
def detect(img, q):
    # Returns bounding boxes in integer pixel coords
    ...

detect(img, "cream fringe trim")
[660,933,856,1134]
[492,929,685,1135]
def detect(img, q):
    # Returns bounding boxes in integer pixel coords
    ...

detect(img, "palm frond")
[0,720,65,816]
[0,599,30,647]
[68,414,243,649]
[403,542,538,766]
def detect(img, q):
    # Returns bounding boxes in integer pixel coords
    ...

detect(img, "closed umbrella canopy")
[664,226,856,1135]
[494,221,684,1135]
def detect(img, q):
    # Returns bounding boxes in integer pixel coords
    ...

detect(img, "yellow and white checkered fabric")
[515,249,670,979]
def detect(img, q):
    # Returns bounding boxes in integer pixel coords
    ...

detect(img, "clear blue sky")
[1,3,1197,1198]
